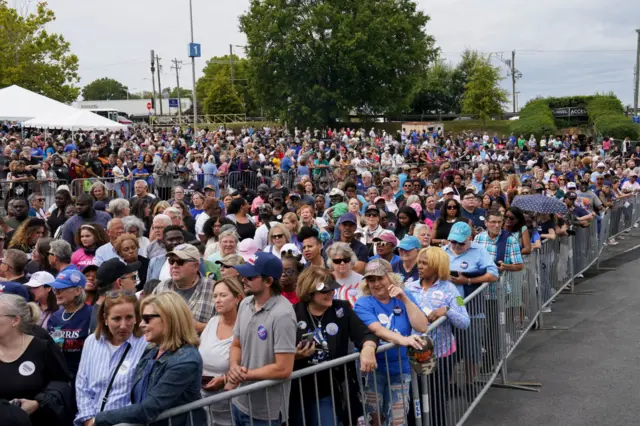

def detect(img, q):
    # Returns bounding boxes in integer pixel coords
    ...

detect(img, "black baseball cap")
[97,258,141,288]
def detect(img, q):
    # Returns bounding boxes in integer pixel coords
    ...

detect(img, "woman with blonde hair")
[75,291,147,426]
[89,291,203,426]
[291,266,377,426]
[405,246,470,426]
[282,211,301,248]
[262,223,291,258]
[152,201,171,216]
[199,278,244,426]
[353,258,428,426]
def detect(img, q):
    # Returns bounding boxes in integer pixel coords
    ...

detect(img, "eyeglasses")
[142,314,161,323]
[332,258,350,264]
[271,234,284,239]
[106,290,136,298]
[168,258,196,266]
[220,264,234,269]
[447,205,458,210]
[282,267,296,277]
[365,213,379,218]
[450,240,465,246]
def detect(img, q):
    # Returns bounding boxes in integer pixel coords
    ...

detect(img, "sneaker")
[576,273,584,278]
[608,238,619,246]
[634,224,639,228]
[541,306,552,313]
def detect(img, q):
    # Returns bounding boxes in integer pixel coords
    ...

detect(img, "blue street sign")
[633,115,640,124]
[189,43,201,58]
[169,98,179,108]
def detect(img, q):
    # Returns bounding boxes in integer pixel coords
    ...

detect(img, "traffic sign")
[169,98,179,108]
[146,102,152,110]
[633,115,640,124]
[189,43,201,58]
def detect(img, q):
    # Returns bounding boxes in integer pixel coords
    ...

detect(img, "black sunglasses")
[142,314,161,323]
[365,213,379,218]
[271,234,285,239]
[106,290,136,298]
[168,258,196,266]
[447,205,458,210]
[332,258,350,264]
[450,240,465,245]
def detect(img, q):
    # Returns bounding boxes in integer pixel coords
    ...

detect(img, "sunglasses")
[332,258,350,264]
[505,215,516,220]
[375,241,390,247]
[106,290,136,298]
[446,205,458,210]
[168,258,196,266]
[220,264,235,269]
[450,240,465,246]
[271,234,285,240]
[365,213,379,218]
[142,314,161,323]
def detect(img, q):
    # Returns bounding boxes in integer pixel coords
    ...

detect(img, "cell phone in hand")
[201,376,214,386]
[450,271,460,278]
[300,332,315,345]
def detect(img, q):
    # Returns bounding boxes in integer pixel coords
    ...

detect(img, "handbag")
[100,344,131,412]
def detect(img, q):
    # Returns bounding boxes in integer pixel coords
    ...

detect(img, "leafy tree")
[462,56,509,127]
[202,73,244,115]
[239,0,437,125]
[196,55,258,116]
[410,59,456,117]
[450,49,483,113]
[0,1,80,102]
[164,86,192,99]
[82,77,129,100]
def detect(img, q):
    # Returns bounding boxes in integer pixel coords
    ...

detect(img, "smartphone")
[300,332,316,345]
[450,271,460,278]
[201,376,214,386]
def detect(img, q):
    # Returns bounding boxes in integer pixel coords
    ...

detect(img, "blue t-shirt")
[354,292,420,375]
[47,304,93,377]
[190,208,204,219]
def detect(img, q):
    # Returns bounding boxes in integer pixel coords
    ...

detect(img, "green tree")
[202,75,244,115]
[196,55,258,116]
[164,86,192,99]
[239,0,436,125]
[410,59,456,118]
[450,49,483,113]
[0,1,80,102]
[82,77,129,100]
[462,56,509,127]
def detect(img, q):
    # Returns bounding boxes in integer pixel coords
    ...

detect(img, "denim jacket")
[95,344,204,426]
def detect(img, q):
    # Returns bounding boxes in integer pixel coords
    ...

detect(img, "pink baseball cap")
[238,238,259,261]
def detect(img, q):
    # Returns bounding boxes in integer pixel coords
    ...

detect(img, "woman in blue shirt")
[354,259,428,426]
[75,291,147,426]
[90,292,203,426]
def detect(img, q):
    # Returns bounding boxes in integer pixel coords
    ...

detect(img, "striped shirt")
[74,333,148,425]
[473,231,523,298]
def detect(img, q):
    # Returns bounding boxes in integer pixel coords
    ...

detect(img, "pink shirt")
[71,249,96,269]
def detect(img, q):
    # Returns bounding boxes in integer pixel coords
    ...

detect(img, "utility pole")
[230,44,235,89]
[171,58,183,123]
[634,29,640,116]
[511,50,517,114]
[156,54,164,115]
[150,50,157,114]
[189,0,198,134]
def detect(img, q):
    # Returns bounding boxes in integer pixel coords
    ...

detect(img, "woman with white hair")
[327,242,363,308]
[262,223,291,258]
[206,229,239,264]
[122,215,150,256]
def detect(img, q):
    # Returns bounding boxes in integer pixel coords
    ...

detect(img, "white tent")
[22,108,127,131]
[0,84,78,121]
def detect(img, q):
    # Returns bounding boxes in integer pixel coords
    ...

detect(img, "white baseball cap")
[443,187,454,195]
[24,271,56,288]
[597,162,606,168]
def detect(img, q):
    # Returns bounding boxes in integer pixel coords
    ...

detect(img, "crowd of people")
[0,123,639,426]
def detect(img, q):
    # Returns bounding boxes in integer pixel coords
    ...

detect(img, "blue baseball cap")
[448,222,472,243]
[234,252,283,280]
[50,270,86,290]
[0,282,30,301]
[337,212,358,226]
[396,236,421,252]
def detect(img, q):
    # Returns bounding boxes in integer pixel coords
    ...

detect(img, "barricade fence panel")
[0,179,68,216]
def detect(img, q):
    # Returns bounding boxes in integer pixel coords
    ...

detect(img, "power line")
[171,58,184,123]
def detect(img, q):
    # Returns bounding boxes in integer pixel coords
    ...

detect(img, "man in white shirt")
[622,172,640,193]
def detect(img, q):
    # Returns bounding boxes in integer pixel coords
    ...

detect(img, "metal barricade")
[70,177,137,200]
[0,178,67,215]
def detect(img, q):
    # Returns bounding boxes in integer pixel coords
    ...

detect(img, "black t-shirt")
[537,219,555,236]
[0,336,70,402]
[84,158,103,177]
[52,165,70,183]
[235,220,256,240]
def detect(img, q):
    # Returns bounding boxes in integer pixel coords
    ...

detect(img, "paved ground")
[467,228,640,426]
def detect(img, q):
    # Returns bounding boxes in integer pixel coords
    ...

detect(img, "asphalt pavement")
[467,228,640,426]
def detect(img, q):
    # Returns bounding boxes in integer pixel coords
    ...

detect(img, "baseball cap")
[566,182,577,189]
[204,184,215,191]
[396,236,421,252]
[597,162,606,168]
[329,188,344,197]
[443,187,454,195]
[448,222,472,244]
[631,171,639,177]
[167,243,200,262]
[566,192,578,200]
[257,184,270,192]
[312,278,341,293]
[215,253,245,267]
[234,252,283,279]
[337,212,358,225]
[279,243,301,258]
[365,205,379,215]
[50,270,87,290]
[0,281,30,300]
[258,203,273,214]
[24,271,56,288]
[373,230,398,246]
[238,238,259,261]
[363,259,392,278]
[97,259,141,288]
[374,196,386,204]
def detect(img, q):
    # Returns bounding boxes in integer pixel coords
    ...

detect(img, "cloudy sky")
[38,0,640,109]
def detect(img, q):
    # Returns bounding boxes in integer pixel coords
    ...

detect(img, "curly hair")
[8,218,48,250]
[73,223,110,249]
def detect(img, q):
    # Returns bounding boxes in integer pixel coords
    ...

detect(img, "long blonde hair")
[140,292,199,351]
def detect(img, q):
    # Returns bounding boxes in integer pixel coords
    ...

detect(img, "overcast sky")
[39,0,640,109]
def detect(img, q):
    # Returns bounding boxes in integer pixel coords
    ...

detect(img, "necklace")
[0,334,25,363]
[307,307,326,329]
[62,306,81,322]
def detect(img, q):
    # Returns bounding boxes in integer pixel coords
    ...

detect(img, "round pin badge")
[335,307,344,318]
[393,306,403,316]
[432,290,445,300]
[257,325,268,340]
[18,361,35,377]
[460,261,469,269]
[325,322,339,336]
[377,313,390,324]
[479,216,485,221]
[297,321,307,330]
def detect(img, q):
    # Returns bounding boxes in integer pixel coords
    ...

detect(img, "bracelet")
[223,374,227,384]
[467,278,471,285]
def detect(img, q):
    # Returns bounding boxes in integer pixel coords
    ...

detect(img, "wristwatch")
[445,306,451,313]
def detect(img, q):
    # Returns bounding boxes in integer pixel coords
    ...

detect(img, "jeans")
[231,405,280,426]
[296,396,338,426]
[362,371,411,426]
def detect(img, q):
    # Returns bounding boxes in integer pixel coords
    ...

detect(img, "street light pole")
[189,0,198,134]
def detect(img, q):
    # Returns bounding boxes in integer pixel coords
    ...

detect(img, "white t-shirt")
[199,316,233,377]
[334,272,364,308]
[159,259,171,281]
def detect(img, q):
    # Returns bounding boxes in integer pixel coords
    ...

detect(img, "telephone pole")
[156,54,164,115]
[511,50,517,114]
[150,50,157,114]
[230,44,235,89]
[189,0,197,134]
[634,29,640,116]
[171,58,184,123]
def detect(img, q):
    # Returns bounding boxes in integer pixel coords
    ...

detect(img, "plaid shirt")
[474,231,523,298]
[154,274,216,323]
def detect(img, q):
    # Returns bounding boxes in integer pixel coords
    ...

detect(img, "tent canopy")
[0,85,78,121]
[22,108,127,131]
